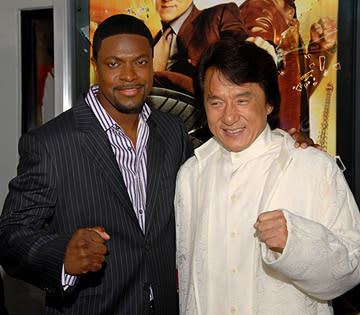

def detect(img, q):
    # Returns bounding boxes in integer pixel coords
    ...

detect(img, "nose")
[119,62,137,82]
[222,103,238,125]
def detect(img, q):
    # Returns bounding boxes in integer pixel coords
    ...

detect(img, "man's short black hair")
[195,38,280,129]
[92,14,154,61]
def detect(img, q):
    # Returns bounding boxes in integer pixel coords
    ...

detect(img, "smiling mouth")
[224,127,245,134]
[115,85,143,96]
[161,5,176,9]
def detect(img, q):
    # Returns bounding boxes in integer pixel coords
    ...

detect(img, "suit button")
[143,282,150,291]
[144,242,151,251]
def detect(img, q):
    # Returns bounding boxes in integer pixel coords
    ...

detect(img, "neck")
[115,112,140,149]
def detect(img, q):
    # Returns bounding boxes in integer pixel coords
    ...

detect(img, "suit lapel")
[73,100,136,221]
[178,6,200,50]
[145,116,166,236]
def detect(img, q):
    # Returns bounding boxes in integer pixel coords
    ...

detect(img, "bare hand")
[285,127,322,150]
[153,28,172,72]
[64,226,110,275]
[254,210,288,253]
[310,17,337,51]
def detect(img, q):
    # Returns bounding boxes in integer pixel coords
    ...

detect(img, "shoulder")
[149,108,188,135]
[194,137,222,162]
[20,99,86,149]
[176,155,198,184]
[25,108,76,141]
[203,2,239,12]
[197,2,240,19]
[148,108,192,157]
[149,107,184,124]
[281,131,339,177]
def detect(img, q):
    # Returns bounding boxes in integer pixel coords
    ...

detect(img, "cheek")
[205,109,220,132]
[139,68,152,81]
[98,71,116,84]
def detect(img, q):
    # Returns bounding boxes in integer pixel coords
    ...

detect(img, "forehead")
[204,67,250,89]
[97,33,152,58]
[204,68,265,97]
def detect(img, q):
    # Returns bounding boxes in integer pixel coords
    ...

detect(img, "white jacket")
[175,127,360,315]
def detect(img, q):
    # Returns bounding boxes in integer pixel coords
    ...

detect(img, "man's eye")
[137,59,148,65]
[108,62,118,67]
[237,99,248,105]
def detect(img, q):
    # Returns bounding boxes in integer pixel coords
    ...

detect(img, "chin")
[115,103,143,114]
[224,142,247,152]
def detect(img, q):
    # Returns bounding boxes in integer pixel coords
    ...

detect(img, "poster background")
[89,0,339,156]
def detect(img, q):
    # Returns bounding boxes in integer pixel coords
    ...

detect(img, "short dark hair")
[195,38,280,129]
[92,14,154,61]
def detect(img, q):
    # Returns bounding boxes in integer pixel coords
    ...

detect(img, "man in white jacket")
[175,38,360,315]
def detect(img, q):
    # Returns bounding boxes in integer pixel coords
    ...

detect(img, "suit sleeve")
[0,132,71,294]
[218,3,247,40]
[261,161,360,300]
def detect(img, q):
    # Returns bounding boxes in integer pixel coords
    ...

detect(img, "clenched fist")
[254,210,288,253]
[310,17,337,51]
[64,226,110,275]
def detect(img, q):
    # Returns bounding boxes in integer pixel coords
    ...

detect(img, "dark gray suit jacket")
[0,97,192,314]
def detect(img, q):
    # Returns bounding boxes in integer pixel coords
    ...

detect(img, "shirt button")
[231,194,238,201]
[139,209,143,214]
[128,146,132,150]
[231,232,237,238]
[231,306,237,314]
[144,242,151,251]
[231,268,238,275]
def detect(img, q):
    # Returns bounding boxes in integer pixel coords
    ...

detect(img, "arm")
[0,133,110,294]
[218,3,247,40]
[175,159,197,315]
[307,17,337,96]
[0,132,70,293]
[256,163,360,300]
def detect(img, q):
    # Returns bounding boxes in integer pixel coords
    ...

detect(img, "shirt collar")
[195,124,283,164]
[230,124,273,159]
[167,3,194,35]
[85,85,151,132]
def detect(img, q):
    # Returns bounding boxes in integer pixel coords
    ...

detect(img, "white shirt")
[207,125,282,314]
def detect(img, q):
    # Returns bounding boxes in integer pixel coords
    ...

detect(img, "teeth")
[226,128,244,134]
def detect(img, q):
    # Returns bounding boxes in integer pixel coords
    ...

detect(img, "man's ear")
[266,104,274,115]
[91,57,97,73]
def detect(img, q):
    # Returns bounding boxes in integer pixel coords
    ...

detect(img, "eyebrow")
[104,54,151,60]
[206,91,251,100]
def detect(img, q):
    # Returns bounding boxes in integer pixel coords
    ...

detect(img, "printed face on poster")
[89,0,339,155]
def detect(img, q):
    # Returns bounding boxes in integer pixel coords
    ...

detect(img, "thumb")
[88,226,111,240]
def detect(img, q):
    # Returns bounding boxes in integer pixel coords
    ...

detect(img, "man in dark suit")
[0,14,192,314]
[153,0,247,95]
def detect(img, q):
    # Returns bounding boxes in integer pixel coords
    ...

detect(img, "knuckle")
[78,239,89,249]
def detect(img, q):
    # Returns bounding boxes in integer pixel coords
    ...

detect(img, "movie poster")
[89,0,339,155]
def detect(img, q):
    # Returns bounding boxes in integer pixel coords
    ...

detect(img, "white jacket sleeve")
[261,164,360,300]
[175,159,199,315]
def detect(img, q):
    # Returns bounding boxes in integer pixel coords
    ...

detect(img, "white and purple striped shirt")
[86,85,151,233]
